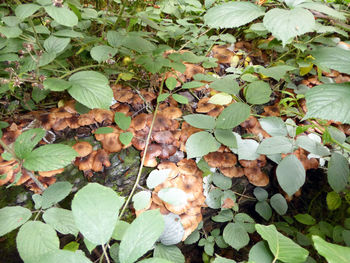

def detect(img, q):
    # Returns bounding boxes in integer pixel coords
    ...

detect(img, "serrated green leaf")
[44,78,72,92]
[276,155,306,196]
[114,112,131,130]
[44,35,70,54]
[90,45,117,63]
[71,183,124,245]
[257,136,293,155]
[15,4,41,19]
[41,182,72,209]
[204,2,265,29]
[216,102,250,129]
[296,135,330,157]
[45,5,78,27]
[23,144,77,171]
[245,81,272,105]
[183,114,216,130]
[166,77,177,91]
[214,129,237,148]
[122,35,156,53]
[119,210,164,263]
[0,26,22,38]
[172,94,188,104]
[263,8,315,46]
[304,83,350,124]
[17,221,59,263]
[257,65,296,81]
[209,76,240,95]
[311,47,350,75]
[256,224,309,263]
[68,71,113,109]
[14,128,46,159]
[132,191,151,210]
[154,244,185,263]
[328,153,350,193]
[0,206,32,237]
[312,235,350,263]
[259,117,288,137]
[223,223,249,250]
[185,131,221,158]
[298,2,346,21]
[43,208,79,236]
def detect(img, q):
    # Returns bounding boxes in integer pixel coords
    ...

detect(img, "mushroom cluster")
[135,159,206,242]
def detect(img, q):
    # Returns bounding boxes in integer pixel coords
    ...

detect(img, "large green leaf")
[296,135,330,157]
[276,155,306,196]
[183,114,216,130]
[216,102,250,129]
[23,144,77,171]
[257,136,293,155]
[256,65,296,81]
[311,47,350,75]
[44,78,72,91]
[44,35,70,54]
[223,222,249,250]
[122,35,156,53]
[17,221,59,263]
[256,224,309,263]
[209,76,240,95]
[154,244,185,263]
[312,235,350,263]
[44,5,78,27]
[90,45,117,63]
[327,153,350,192]
[14,128,46,159]
[71,183,124,245]
[15,4,41,19]
[43,208,79,236]
[37,250,92,263]
[263,8,315,46]
[297,2,346,21]
[204,2,265,29]
[119,209,164,263]
[68,71,113,109]
[245,81,272,105]
[185,131,221,158]
[41,182,73,209]
[0,206,32,237]
[249,241,274,263]
[303,83,350,124]
[214,129,237,148]
[259,117,288,137]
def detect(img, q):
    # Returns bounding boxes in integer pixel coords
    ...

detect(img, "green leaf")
[17,221,59,263]
[209,76,240,95]
[0,206,32,237]
[23,144,77,171]
[214,129,237,148]
[107,31,123,48]
[216,102,250,129]
[294,214,316,225]
[249,241,274,263]
[54,29,84,38]
[0,26,22,38]
[44,78,72,92]
[212,173,232,190]
[119,210,164,263]
[114,112,131,130]
[256,224,309,263]
[208,93,232,105]
[270,194,288,215]
[90,45,117,63]
[183,114,216,130]
[138,259,173,263]
[44,5,78,27]
[253,187,268,202]
[327,191,342,211]
[95,127,114,134]
[204,2,265,29]
[172,94,188,104]
[122,35,155,53]
[14,128,46,159]
[157,93,171,102]
[182,81,204,89]
[296,135,330,157]
[68,71,113,109]
[185,131,221,158]
[223,222,249,250]
[213,255,236,263]
[158,187,187,206]
[298,2,346,21]
[256,65,296,81]
[71,183,125,245]
[328,153,350,193]
[154,244,185,263]
[263,8,315,46]
[146,169,170,189]
[37,250,92,263]
[311,47,350,75]
[43,208,79,236]
[132,191,151,210]
[15,4,41,19]
[259,117,288,137]
[44,35,70,54]
[257,136,293,155]
[276,155,306,196]
[166,77,177,91]
[119,132,133,145]
[41,182,72,209]
[255,201,272,221]
[312,235,350,263]
[245,81,272,105]
[303,83,350,124]
[112,220,130,241]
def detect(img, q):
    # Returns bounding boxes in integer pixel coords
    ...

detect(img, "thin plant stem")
[118,76,165,220]
[101,244,111,263]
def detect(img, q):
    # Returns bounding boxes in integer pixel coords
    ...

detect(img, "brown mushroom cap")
[184,63,205,79]
[95,127,123,153]
[220,166,244,178]
[142,144,162,167]
[153,114,173,132]
[77,151,97,171]
[159,144,177,159]
[73,141,93,157]
[207,105,224,117]
[204,152,237,168]
[177,159,198,175]
[38,168,65,177]
[211,45,235,64]
[157,161,179,178]
[244,167,269,186]
[131,113,151,131]
[196,98,216,113]
[92,149,111,172]
[90,109,114,124]
[152,130,174,144]
[182,213,202,241]
[160,106,183,120]
[112,85,134,103]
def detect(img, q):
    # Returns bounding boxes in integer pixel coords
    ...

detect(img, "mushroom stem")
[118,76,165,220]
